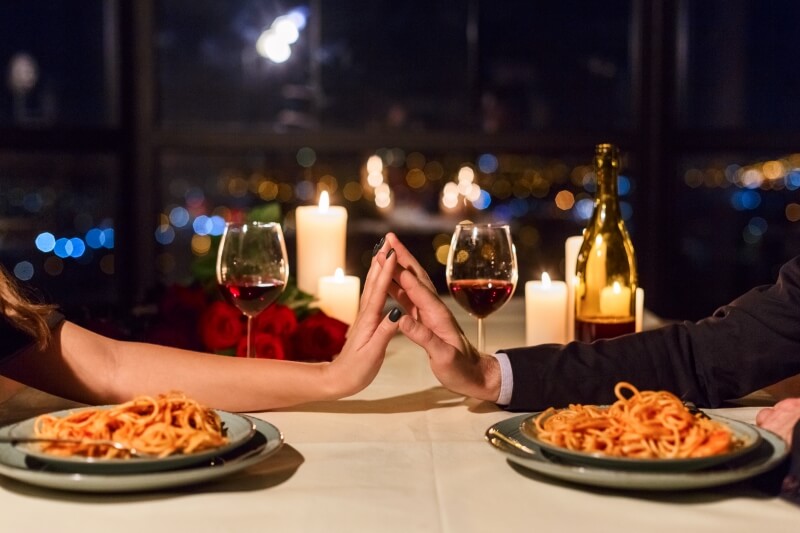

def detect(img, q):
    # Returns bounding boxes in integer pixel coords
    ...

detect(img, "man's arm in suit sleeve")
[502,256,800,411]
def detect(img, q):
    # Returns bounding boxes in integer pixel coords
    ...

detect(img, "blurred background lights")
[169,206,190,227]
[477,153,498,174]
[35,232,56,252]
[68,237,86,258]
[272,15,300,44]
[472,189,492,210]
[731,190,761,211]
[13,261,34,281]
[256,9,307,64]
[786,203,800,222]
[256,30,291,63]
[786,170,800,190]
[53,237,70,258]
[155,224,176,245]
[102,228,114,249]
[374,183,392,209]
[366,154,385,188]
[192,215,213,235]
[296,146,316,167]
[191,234,212,256]
[210,215,226,235]
[295,180,315,202]
[618,175,631,196]
[574,197,595,221]
[286,8,308,30]
[8,52,38,94]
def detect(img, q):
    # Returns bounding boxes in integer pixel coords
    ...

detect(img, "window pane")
[670,152,799,319]
[157,0,314,128]
[479,0,633,132]
[0,0,116,127]
[0,152,120,308]
[677,0,800,130]
[156,1,632,132]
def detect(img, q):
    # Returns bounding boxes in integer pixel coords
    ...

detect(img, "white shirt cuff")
[492,352,513,406]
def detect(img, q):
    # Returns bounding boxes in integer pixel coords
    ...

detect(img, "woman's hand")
[377,233,502,403]
[323,244,402,399]
[756,397,800,446]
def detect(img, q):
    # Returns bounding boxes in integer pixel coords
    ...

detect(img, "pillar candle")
[635,287,645,332]
[599,281,632,316]
[317,268,361,326]
[564,235,583,342]
[525,272,568,346]
[296,191,348,295]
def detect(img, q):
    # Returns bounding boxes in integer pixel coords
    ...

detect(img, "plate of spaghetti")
[517,382,762,472]
[8,392,256,474]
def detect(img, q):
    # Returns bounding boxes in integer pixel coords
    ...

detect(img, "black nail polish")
[389,307,402,322]
[386,248,395,259]
[372,236,386,257]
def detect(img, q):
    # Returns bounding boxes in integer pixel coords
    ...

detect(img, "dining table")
[0,296,797,533]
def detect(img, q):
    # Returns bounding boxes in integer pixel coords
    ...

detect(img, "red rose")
[252,303,298,340]
[236,332,286,359]
[291,311,348,362]
[199,301,244,351]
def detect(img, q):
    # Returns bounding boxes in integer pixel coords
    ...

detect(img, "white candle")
[599,281,632,316]
[635,287,645,332]
[525,272,568,346]
[296,191,348,295]
[564,235,582,342]
[317,268,361,326]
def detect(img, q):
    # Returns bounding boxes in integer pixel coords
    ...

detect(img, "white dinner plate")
[485,413,788,491]
[2,407,256,474]
[518,410,762,472]
[0,416,283,493]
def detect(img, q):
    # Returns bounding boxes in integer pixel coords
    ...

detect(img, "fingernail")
[386,248,395,259]
[388,307,402,322]
[372,236,386,257]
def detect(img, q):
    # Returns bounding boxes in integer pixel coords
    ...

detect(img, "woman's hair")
[0,265,56,350]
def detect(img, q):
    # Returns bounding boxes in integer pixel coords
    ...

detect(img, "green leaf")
[247,203,282,224]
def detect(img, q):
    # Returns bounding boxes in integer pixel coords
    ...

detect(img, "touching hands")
[376,233,502,403]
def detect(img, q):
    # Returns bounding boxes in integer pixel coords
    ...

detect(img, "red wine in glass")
[448,279,515,318]
[220,278,286,317]
[216,222,289,358]
[446,223,518,352]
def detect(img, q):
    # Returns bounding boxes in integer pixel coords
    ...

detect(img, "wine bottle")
[574,143,637,342]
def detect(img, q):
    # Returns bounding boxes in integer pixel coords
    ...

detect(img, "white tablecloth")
[1,298,797,532]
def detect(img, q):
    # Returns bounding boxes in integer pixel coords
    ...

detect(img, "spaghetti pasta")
[33,392,228,459]
[533,382,734,459]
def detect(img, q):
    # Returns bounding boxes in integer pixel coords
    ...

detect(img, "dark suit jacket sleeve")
[502,256,800,411]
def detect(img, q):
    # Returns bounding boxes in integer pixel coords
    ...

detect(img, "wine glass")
[446,222,518,352]
[216,221,289,358]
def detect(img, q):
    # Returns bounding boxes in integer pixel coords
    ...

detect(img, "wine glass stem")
[476,317,485,352]
[246,316,254,358]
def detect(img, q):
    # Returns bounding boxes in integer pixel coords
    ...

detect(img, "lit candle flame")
[334,267,344,281]
[612,280,622,294]
[319,190,330,212]
[541,272,551,287]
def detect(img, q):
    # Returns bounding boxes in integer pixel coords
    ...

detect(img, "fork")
[0,436,154,458]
